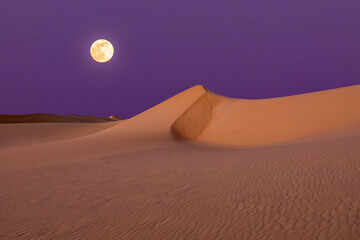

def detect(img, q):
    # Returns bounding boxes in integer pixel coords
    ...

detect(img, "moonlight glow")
[90,39,114,63]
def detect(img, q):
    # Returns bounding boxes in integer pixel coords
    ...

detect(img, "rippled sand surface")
[1,85,359,239]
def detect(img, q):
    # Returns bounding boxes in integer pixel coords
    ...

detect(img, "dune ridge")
[171,84,360,146]
[0,85,207,149]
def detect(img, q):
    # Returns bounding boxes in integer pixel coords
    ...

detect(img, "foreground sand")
[0,85,359,239]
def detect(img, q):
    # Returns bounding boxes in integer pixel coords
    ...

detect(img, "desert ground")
[0,85,359,239]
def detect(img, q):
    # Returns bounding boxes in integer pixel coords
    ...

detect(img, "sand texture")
[0,85,360,239]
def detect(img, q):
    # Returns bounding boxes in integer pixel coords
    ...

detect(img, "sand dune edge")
[171,84,360,146]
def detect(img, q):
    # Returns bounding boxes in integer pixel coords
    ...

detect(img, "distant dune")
[0,113,122,124]
[0,85,359,239]
[108,115,124,120]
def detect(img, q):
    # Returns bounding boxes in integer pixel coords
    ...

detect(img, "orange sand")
[0,85,359,239]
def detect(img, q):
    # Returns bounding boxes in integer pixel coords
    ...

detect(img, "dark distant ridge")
[0,114,123,124]
[108,115,124,121]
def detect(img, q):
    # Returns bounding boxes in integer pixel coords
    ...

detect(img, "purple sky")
[1,0,360,118]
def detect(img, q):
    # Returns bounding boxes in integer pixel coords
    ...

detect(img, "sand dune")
[0,85,359,239]
[0,85,205,151]
[108,115,124,120]
[0,113,122,148]
[0,121,118,149]
[172,85,360,146]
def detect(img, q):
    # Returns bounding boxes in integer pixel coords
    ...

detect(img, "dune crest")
[171,85,360,146]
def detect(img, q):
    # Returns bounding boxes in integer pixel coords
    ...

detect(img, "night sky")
[1,1,360,118]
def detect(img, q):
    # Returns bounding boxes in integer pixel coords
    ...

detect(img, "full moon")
[90,39,114,63]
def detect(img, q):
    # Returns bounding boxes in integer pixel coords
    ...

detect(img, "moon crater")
[90,39,114,63]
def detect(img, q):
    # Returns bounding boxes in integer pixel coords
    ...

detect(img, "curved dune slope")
[0,122,121,149]
[129,85,207,128]
[172,85,360,146]
[0,114,122,148]
[0,85,206,149]
[171,92,213,139]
